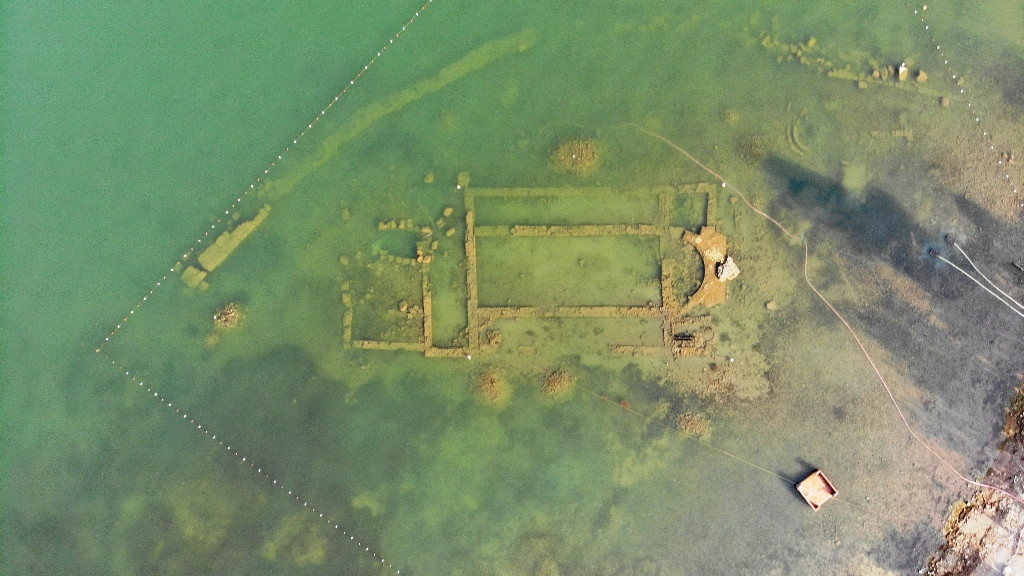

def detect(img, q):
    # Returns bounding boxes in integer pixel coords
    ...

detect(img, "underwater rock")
[213,302,243,330]
[676,411,712,440]
[474,370,510,407]
[551,139,602,176]
[715,256,740,281]
[542,369,575,397]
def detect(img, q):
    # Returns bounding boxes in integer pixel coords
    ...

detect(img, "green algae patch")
[261,512,328,567]
[168,480,239,550]
[476,234,661,308]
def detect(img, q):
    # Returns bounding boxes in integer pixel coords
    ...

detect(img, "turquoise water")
[5,1,1024,574]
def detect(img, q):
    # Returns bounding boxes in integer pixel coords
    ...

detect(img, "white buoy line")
[96,0,435,354]
[103,355,402,572]
[908,3,1020,204]
[97,3,439,572]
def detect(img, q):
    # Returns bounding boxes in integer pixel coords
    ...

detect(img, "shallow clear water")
[5,1,1024,574]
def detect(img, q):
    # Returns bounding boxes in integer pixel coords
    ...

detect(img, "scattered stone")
[896,62,909,82]
[415,248,433,264]
[474,370,510,407]
[676,411,712,440]
[551,139,602,176]
[542,369,574,397]
[716,256,740,281]
[213,302,243,330]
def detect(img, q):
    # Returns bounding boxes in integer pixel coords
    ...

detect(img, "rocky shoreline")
[926,388,1024,575]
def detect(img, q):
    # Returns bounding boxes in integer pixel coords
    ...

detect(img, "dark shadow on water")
[951,194,1002,257]
[872,521,940,574]
[762,157,1024,478]
[762,155,955,296]
[991,49,1024,116]
[777,458,823,509]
